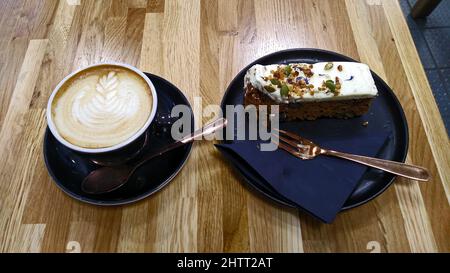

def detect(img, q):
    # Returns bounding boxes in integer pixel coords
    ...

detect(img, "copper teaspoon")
[81,118,227,194]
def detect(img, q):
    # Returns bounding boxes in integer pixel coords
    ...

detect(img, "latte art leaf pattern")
[72,71,140,128]
[52,66,153,148]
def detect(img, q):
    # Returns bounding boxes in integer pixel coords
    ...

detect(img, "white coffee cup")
[46,62,158,154]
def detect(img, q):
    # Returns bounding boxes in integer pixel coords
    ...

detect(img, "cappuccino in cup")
[47,63,158,153]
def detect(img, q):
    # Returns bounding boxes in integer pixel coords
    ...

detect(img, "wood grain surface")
[0,0,448,253]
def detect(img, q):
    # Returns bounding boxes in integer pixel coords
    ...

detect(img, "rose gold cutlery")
[82,118,227,194]
[273,129,430,181]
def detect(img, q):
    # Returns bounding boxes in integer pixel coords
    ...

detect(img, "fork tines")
[271,129,313,160]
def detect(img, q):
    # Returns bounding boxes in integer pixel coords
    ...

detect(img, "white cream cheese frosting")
[244,62,378,103]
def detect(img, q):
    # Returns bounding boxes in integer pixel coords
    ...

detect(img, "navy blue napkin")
[215,130,390,223]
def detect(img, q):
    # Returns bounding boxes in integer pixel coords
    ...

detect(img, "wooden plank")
[139,13,163,75]
[122,8,146,66]
[128,0,148,9]
[102,17,127,62]
[14,0,58,39]
[139,0,201,252]
[146,0,165,13]
[217,0,238,32]
[9,224,46,253]
[0,37,29,128]
[109,0,128,17]
[197,0,224,252]
[345,0,440,253]
[72,0,108,68]
[0,76,49,252]
[30,0,78,109]
[395,180,438,252]
[66,0,81,5]
[381,0,450,203]
[366,2,449,252]
[0,0,57,128]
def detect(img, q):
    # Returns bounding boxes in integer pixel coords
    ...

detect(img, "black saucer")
[220,48,409,210]
[44,73,193,206]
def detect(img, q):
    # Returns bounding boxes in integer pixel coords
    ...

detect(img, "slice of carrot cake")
[244,62,378,120]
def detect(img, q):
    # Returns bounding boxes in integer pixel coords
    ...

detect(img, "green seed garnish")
[270,78,281,86]
[280,84,289,97]
[284,65,292,76]
[324,62,333,70]
[325,80,336,92]
[264,85,276,93]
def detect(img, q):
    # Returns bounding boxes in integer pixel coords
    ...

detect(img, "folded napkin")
[216,124,390,223]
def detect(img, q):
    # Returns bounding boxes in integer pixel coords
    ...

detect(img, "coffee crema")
[51,65,153,148]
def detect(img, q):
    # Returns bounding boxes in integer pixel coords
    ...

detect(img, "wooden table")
[0,0,449,253]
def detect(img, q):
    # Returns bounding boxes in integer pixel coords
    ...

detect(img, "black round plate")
[44,73,193,205]
[220,48,409,210]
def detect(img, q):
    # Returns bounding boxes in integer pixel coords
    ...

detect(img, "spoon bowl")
[82,166,132,194]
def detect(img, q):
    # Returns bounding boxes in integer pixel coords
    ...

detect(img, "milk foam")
[52,67,153,148]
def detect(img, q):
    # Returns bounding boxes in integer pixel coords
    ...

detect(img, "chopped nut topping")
[263,63,346,98]
[325,79,334,88]
[280,84,290,97]
[270,78,281,86]
[284,65,292,76]
[264,85,276,93]
[303,69,314,77]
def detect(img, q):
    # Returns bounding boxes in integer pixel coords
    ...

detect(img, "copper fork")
[273,129,430,181]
